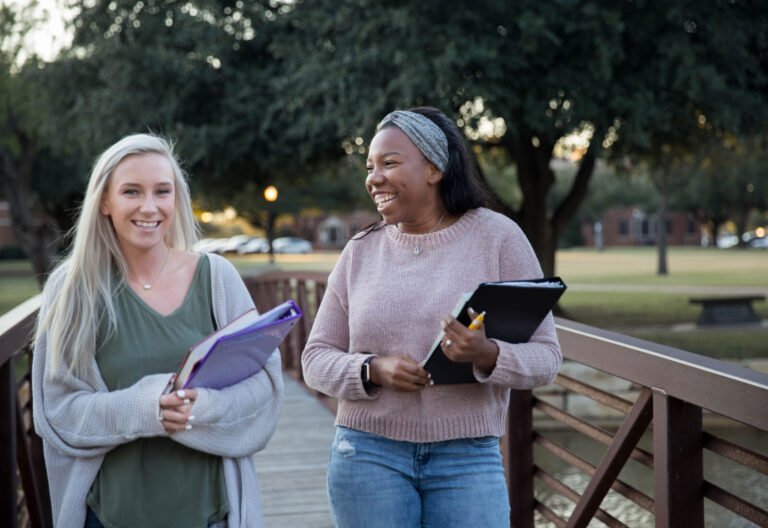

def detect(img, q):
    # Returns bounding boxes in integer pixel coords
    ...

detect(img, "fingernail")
[430,380,435,386]
[188,415,195,421]
[440,320,447,329]
[185,424,192,430]
[183,398,191,405]
[427,373,432,378]
[177,390,186,398]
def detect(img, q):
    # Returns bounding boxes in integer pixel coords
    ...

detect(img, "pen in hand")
[467,310,486,330]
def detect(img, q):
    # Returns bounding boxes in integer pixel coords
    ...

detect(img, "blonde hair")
[37,133,199,378]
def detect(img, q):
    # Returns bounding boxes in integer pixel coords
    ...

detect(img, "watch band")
[361,355,378,391]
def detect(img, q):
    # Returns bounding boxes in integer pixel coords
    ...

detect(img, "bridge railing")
[0,295,49,528]
[513,318,768,528]
[3,272,767,527]
[246,272,768,528]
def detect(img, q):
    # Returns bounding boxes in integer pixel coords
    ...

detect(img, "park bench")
[689,295,766,326]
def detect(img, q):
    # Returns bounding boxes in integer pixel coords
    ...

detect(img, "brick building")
[581,207,701,247]
[0,202,16,247]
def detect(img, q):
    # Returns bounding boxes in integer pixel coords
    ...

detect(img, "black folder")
[421,277,567,384]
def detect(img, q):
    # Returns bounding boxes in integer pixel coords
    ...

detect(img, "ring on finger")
[445,339,452,348]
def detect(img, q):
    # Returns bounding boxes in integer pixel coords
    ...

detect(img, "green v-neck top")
[87,255,229,528]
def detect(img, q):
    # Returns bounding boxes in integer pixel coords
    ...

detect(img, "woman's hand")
[369,355,431,392]
[441,307,499,375]
[159,388,198,433]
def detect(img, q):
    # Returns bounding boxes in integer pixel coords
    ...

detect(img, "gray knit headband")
[377,110,449,172]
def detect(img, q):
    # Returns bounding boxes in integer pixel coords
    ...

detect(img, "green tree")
[0,2,74,280]
[605,1,767,272]
[680,132,768,246]
[269,0,768,275]
[42,0,375,238]
[43,1,298,208]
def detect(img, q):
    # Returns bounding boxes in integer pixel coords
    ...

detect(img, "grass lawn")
[560,290,768,327]
[626,328,768,360]
[0,274,40,315]
[556,246,768,287]
[555,248,768,359]
[2,247,766,359]
[0,260,34,273]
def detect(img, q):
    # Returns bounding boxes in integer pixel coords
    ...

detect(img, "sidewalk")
[568,283,768,296]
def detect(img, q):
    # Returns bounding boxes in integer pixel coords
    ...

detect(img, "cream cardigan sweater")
[32,253,283,528]
[303,208,562,442]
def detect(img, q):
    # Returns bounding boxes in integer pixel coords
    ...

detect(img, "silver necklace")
[131,247,171,291]
[400,212,446,256]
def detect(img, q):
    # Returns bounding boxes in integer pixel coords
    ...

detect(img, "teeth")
[134,221,159,228]
[374,194,397,206]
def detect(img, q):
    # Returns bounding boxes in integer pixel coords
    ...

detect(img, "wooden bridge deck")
[254,374,336,528]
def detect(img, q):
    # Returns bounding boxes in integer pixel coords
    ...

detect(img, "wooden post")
[653,390,704,527]
[1,359,18,528]
[16,400,52,528]
[507,389,534,527]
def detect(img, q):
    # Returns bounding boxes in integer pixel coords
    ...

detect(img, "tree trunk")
[657,168,669,276]
[733,204,750,248]
[266,210,276,264]
[709,218,722,247]
[502,130,598,278]
[0,146,59,285]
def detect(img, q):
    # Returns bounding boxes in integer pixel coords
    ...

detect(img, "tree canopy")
[269,0,768,274]
[2,0,767,276]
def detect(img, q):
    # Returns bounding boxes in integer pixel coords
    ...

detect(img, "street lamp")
[264,185,278,263]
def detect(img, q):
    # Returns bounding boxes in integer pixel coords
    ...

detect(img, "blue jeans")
[327,426,510,528]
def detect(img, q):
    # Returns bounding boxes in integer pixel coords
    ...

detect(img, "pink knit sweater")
[302,208,562,442]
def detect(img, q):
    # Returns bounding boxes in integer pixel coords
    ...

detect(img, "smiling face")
[365,126,444,232]
[99,152,176,254]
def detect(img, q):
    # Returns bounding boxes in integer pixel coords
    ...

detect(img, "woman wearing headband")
[302,107,561,527]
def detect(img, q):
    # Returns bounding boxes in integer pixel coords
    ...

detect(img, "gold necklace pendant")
[132,247,170,291]
[406,212,445,256]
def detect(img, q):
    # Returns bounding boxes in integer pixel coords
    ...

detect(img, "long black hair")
[355,106,489,238]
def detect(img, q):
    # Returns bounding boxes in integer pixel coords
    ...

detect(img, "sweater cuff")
[473,339,508,384]
[139,373,176,435]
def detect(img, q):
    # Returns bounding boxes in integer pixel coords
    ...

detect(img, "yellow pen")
[468,311,486,330]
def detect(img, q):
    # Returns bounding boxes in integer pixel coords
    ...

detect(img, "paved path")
[568,283,768,296]
[254,374,335,528]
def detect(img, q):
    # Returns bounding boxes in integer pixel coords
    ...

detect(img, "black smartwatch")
[361,355,378,391]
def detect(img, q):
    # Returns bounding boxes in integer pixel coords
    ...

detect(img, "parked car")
[216,235,253,254]
[193,238,215,252]
[237,237,270,254]
[747,236,768,249]
[272,237,312,254]
[716,234,739,249]
[193,238,230,253]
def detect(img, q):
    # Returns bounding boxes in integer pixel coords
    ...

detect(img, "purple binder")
[179,300,302,390]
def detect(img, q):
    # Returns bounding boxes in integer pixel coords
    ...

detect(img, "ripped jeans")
[327,426,510,528]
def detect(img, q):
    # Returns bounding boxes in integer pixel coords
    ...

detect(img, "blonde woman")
[32,134,283,528]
